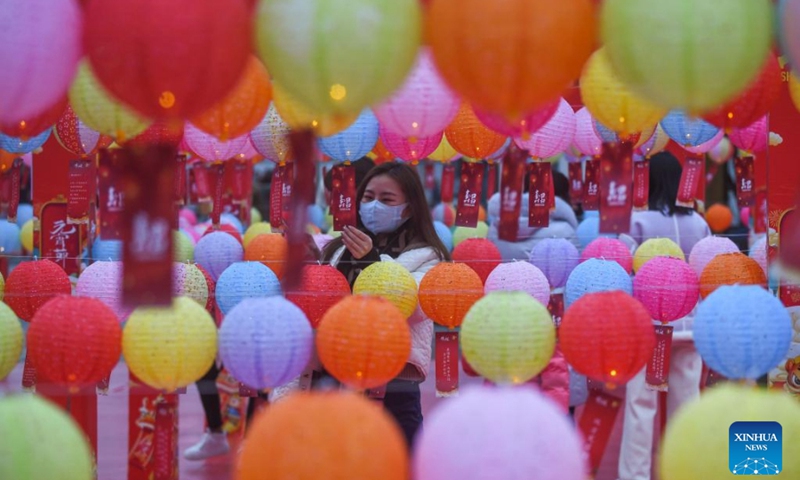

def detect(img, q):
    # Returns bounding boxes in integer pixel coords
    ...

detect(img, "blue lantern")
[318,109,379,162]
[15,204,33,227]
[660,110,720,147]
[434,221,453,252]
[215,261,282,314]
[0,220,21,255]
[694,285,792,380]
[575,216,613,249]
[0,128,51,154]
[92,238,122,262]
[307,204,327,231]
[565,258,632,307]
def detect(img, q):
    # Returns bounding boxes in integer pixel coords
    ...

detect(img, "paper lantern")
[216,262,282,315]
[444,103,507,159]
[474,101,559,141]
[125,120,185,150]
[580,48,665,137]
[694,285,791,380]
[434,221,453,251]
[705,203,734,233]
[461,291,555,384]
[123,296,218,391]
[250,104,292,163]
[91,238,122,262]
[19,220,33,253]
[84,0,251,119]
[380,127,442,163]
[285,265,351,329]
[28,296,122,389]
[581,237,633,274]
[561,291,655,384]
[0,0,82,124]
[237,392,408,480]
[76,261,131,321]
[69,62,151,141]
[729,116,768,153]
[573,107,603,157]
[15,204,33,228]
[352,262,418,318]
[637,124,670,158]
[452,238,502,285]
[173,230,195,263]
[255,0,421,117]
[633,238,685,273]
[575,217,614,249]
[688,236,740,276]
[5,260,71,321]
[219,297,313,389]
[661,111,721,147]
[432,203,457,227]
[316,296,411,390]
[271,82,358,137]
[203,223,244,244]
[370,137,397,164]
[633,256,699,322]
[565,258,632,307]
[375,48,460,139]
[244,233,288,280]
[484,262,550,307]
[243,223,273,247]
[53,105,112,157]
[682,129,724,155]
[529,238,581,289]
[428,136,460,163]
[194,231,244,280]
[0,97,67,140]
[660,384,800,480]
[183,123,252,162]
[749,236,768,275]
[172,263,209,307]
[514,98,576,159]
[418,263,483,329]
[452,222,489,248]
[426,0,596,119]
[0,303,22,381]
[414,386,586,480]
[0,220,21,255]
[601,0,773,113]
[0,395,94,480]
[318,110,379,162]
[0,129,51,155]
[593,122,656,150]
[699,252,766,299]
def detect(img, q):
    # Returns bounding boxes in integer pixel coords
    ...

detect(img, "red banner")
[583,158,600,210]
[734,156,755,208]
[435,331,459,397]
[228,160,253,204]
[547,292,564,331]
[676,155,703,208]
[646,325,674,392]
[455,162,484,228]
[40,203,81,275]
[173,154,187,207]
[67,159,95,224]
[528,162,551,228]
[39,384,99,470]
[191,163,212,203]
[424,162,435,192]
[440,163,455,204]
[498,145,527,241]
[486,161,497,199]
[208,163,225,227]
[98,149,125,240]
[129,374,179,480]
[578,389,623,475]
[270,165,284,229]
[121,145,175,307]
[283,130,316,290]
[280,162,294,224]
[0,158,22,222]
[599,141,633,234]
[633,159,650,211]
[330,164,357,231]
[568,161,583,207]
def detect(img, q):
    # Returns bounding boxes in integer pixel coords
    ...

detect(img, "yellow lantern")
[0,302,21,380]
[428,136,461,163]
[272,83,357,137]
[789,72,800,114]
[633,238,685,273]
[173,230,194,263]
[19,219,33,253]
[353,262,418,318]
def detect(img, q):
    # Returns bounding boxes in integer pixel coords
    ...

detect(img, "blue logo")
[729,422,782,475]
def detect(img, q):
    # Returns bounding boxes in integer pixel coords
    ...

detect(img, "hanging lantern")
[215,262,282,315]
[5,260,72,321]
[729,116,768,153]
[183,123,251,162]
[75,261,131,321]
[0,221,21,256]
[708,136,734,164]
[688,236,740,276]
[380,127,442,163]
[581,237,633,274]
[428,136,461,163]
[484,262,550,307]
[445,103,507,159]
[633,257,699,322]
[244,233,288,279]
[369,137,397,164]
[250,104,293,164]
[452,238,502,285]
[285,265,351,329]
[54,105,114,157]
[434,222,454,252]
[375,48,460,139]
[0,303,22,381]
[593,122,656,150]
[28,296,122,389]
[0,129,51,155]
[172,262,209,307]
[431,202,457,227]
[661,111,721,147]
[318,110,380,163]
[123,296,218,392]
[92,239,122,262]
[194,231,244,281]
[565,258,632,307]
[418,263,484,329]
[682,130,724,155]
[529,238,581,289]
[561,291,655,385]
[637,124,670,157]
[474,101,559,140]
[173,230,195,263]
[461,291,555,384]
[243,223,274,248]
[19,219,34,253]
[202,223,244,244]
[352,262,418,318]
[316,296,412,390]
[601,0,773,113]
[452,223,489,248]
[705,203,734,233]
[514,98,576,159]
[0,97,67,140]
[749,236,768,275]
[271,82,358,137]
[255,0,421,117]
[699,252,766,299]
[633,238,685,273]
[572,107,603,157]
[125,120,185,150]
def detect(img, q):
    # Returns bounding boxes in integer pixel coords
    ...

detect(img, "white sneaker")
[183,430,230,461]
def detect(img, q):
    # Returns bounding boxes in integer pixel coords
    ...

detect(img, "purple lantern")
[682,129,724,155]
[514,98,576,159]
[484,262,550,307]
[75,261,130,322]
[184,122,252,162]
[688,236,740,276]
[572,107,603,157]
[528,238,580,290]
[194,231,243,281]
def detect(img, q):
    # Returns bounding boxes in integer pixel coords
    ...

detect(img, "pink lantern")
[729,116,768,153]
[183,122,251,162]
[709,136,734,164]
[572,107,603,157]
[54,105,112,157]
[682,129,724,155]
[179,208,198,226]
[514,98,575,159]
[380,126,442,163]
[637,124,670,158]
[484,262,550,307]
[21,153,33,169]
[581,238,633,274]
[475,101,559,139]
[688,236,739,276]
[375,48,460,140]
[633,256,699,322]
[250,103,292,164]
[76,261,132,322]
[0,0,82,124]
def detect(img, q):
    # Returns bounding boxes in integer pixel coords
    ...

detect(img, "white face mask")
[359,201,408,235]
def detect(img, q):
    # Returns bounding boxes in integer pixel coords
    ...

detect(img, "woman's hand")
[342,225,373,259]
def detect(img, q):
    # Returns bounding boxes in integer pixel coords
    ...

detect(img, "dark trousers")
[196,363,265,432]
[383,379,423,448]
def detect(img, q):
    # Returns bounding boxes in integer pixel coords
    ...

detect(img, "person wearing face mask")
[321,162,450,447]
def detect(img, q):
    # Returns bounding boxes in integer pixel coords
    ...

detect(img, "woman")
[618,152,710,480]
[322,162,450,447]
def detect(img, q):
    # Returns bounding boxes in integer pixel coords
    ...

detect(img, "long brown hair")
[322,162,450,261]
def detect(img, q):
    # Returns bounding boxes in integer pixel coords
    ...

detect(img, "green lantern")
[453,222,489,248]
[0,302,22,380]
[255,0,421,117]
[0,395,94,480]
[601,0,773,114]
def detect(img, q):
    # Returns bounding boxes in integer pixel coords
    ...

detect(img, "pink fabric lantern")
[183,122,251,161]
[637,124,670,158]
[0,0,82,124]
[514,98,575,159]
[380,126,442,163]
[484,262,550,307]
[54,105,112,157]
[375,48,460,140]
[75,261,131,322]
[688,236,740,276]
[633,256,699,322]
[729,116,768,153]
[682,129,724,155]
[572,107,603,157]
[749,236,768,275]
[475,101,559,139]
[250,103,292,164]
[581,238,633,274]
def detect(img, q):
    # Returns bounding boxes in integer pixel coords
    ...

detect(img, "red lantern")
[27,296,122,389]
[83,0,252,119]
[285,265,351,328]
[452,238,502,284]
[125,119,185,149]
[53,105,113,156]
[5,260,72,321]
[196,265,216,314]
[0,97,67,140]
[560,291,656,386]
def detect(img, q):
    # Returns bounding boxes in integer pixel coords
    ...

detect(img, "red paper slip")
[455,162,484,228]
[40,203,81,275]
[578,389,623,474]
[599,141,634,234]
[440,163,456,203]
[528,162,551,228]
[330,164,357,231]
[583,158,600,210]
[486,161,497,199]
[98,150,125,240]
[424,162,435,192]
[280,162,294,225]
[0,158,21,222]
[435,331,459,397]
[734,156,755,207]
[497,145,527,241]
[270,166,283,229]
[67,159,95,224]
[568,161,583,207]
[547,292,564,330]
[208,163,225,227]
[646,325,674,392]
[633,159,650,211]
[676,155,703,208]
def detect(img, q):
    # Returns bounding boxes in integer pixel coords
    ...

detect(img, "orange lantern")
[705,203,733,233]
[369,137,396,164]
[419,263,484,329]
[445,103,507,159]
[190,56,272,140]
[316,296,411,390]
[699,252,766,299]
[426,0,597,119]
[244,233,287,280]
